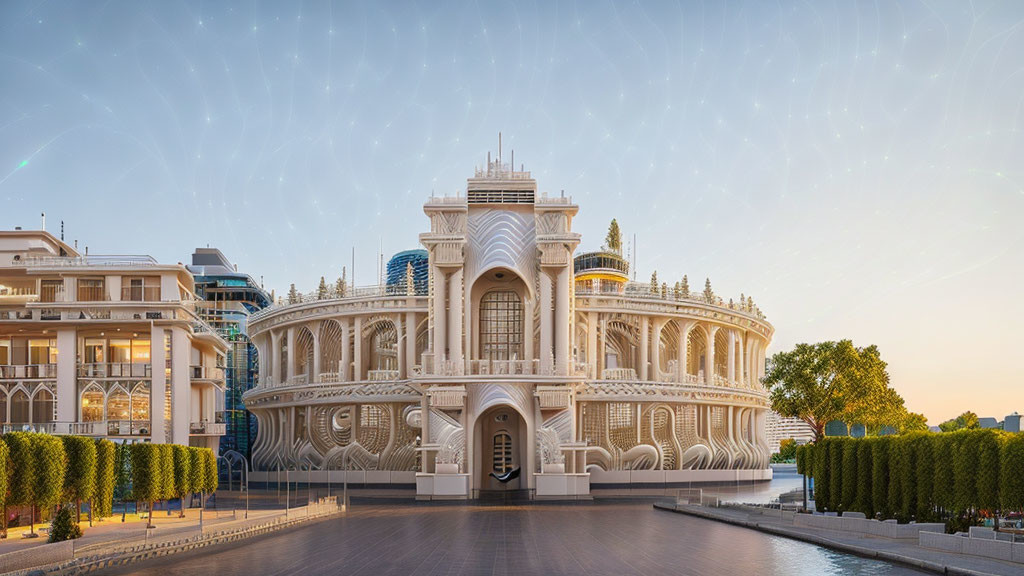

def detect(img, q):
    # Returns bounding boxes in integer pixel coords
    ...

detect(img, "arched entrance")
[475,405,526,491]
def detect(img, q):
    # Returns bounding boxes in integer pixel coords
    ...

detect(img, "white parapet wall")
[589,468,773,485]
[793,513,944,539]
[920,530,1024,564]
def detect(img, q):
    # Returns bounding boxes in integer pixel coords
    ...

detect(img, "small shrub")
[48,506,83,542]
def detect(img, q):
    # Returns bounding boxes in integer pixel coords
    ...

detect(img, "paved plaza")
[106,502,925,576]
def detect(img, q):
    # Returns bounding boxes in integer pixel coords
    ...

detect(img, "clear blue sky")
[2,1,1022,424]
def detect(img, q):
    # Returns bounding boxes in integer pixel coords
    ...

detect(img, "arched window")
[81,386,105,421]
[492,431,512,474]
[130,383,150,423]
[0,392,7,423]
[33,388,55,423]
[107,387,130,422]
[479,290,523,361]
[9,390,29,424]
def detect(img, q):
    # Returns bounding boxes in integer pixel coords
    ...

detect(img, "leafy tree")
[0,439,8,538]
[855,439,873,516]
[975,429,1001,512]
[317,277,328,300]
[33,434,66,532]
[702,278,715,303]
[939,411,980,433]
[887,436,904,521]
[898,412,930,434]
[871,437,891,518]
[813,440,829,510]
[4,433,35,534]
[953,430,979,514]
[94,439,116,518]
[895,433,923,521]
[795,444,808,474]
[604,219,622,253]
[841,439,858,511]
[62,436,97,522]
[130,444,161,528]
[203,449,219,496]
[48,506,82,542]
[172,445,192,518]
[775,438,797,462]
[188,448,204,508]
[828,438,843,511]
[1000,433,1024,515]
[113,443,132,519]
[915,434,934,521]
[159,445,176,512]
[764,341,909,441]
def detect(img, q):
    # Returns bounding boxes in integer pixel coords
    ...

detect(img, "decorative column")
[539,271,553,373]
[448,269,462,368]
[727,330,736,383]
[149,326,166,443]
[433,266,446,368]
[586,312,597,379]
[170,327,191,445]
[405,312,416,376]
[270,330,282,385]
[650,319,664,382]
[676,320,693,383]
[639,316,649,381]
[395,314,405,379]
[312,322,322,381]
[705,325,718,384]
[286,327,296,382]
[554,267,570,375]
[737,332,746,385]
[340,319,350,381]
[353,316,363,381]
[599,317,607,378]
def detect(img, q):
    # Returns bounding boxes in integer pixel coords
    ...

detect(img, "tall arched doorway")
[475,405,525,491]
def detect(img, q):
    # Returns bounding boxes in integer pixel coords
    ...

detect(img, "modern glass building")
[188,248,271,460]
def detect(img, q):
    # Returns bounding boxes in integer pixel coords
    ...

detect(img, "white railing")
[367,369,399,381]
[190,421,227,435]
[575,281,767,320]
[77,362,152,378]
[318,371,342,383]
[601,367,637,381]
[71,421,107,435]
[468,359,538,376]
[190,365,225,380]
[23,255,160,268]
[0,363,57,379]
[287,374,309,386]
[248,283,429,324]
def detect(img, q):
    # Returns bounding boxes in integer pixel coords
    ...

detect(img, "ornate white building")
[0,229,229,450]
[244,157,774,498]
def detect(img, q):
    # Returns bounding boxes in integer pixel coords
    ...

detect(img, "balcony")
[190,420,226,436]
[0,363,57,380]
[106,420,151,436]
[367,369,399,381]
[190,365,225,381]
[601,367,637,381]
[78,362,152,378]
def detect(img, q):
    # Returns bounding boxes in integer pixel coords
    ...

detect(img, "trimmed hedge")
[0,434,217,531]
[804,430,1024,527]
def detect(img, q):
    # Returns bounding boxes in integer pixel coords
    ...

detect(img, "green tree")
[764,341,909,441]
[130,444,161,528]
[1000,433,1024,515]
[4,433,35,535]
[813,440,829,510]
[841,439,858,511]
[939,411,980,433]
[188,448,204,508]
[828,438,843,511]
[604,219,622,253]
[159,445,176,514]
[48,506,82,543]
[32,434,67,533]
[775,438,797,462]
[975,429,1001,512]
[855,439,873,516]
[94,439,116,518]
[871,437,891,518]
[915,434,934,521]
[0,439,8,538]
[113,443,132,519]
[953,430,979,515]
[172,445,193,518]
[203,449,219,497]
[898,412,930,434]
[61,436,97,522]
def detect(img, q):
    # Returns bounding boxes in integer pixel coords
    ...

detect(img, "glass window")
[81,387,104,421]
[132,339,151,363]
[130,384,150,423]
[492,431,512,474]
[107,388,130,421]
[40,279,63,303]
[84,339,105,364]
[0,340,9,365]
[109,339,131,363]
[77,278,105,302]
[28,339,57,365]
[479,290,523,361]
[10,390,29,424]
[33,388,54,423]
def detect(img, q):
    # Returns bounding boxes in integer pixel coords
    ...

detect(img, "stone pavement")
[654,502,1023,576]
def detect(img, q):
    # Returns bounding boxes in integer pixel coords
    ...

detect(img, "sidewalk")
[0,492,343,575]
[654,502,1022,576]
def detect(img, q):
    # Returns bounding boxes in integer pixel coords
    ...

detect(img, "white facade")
[765,411,816,453]
[243,158,775,498]
[0,230,228,450]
